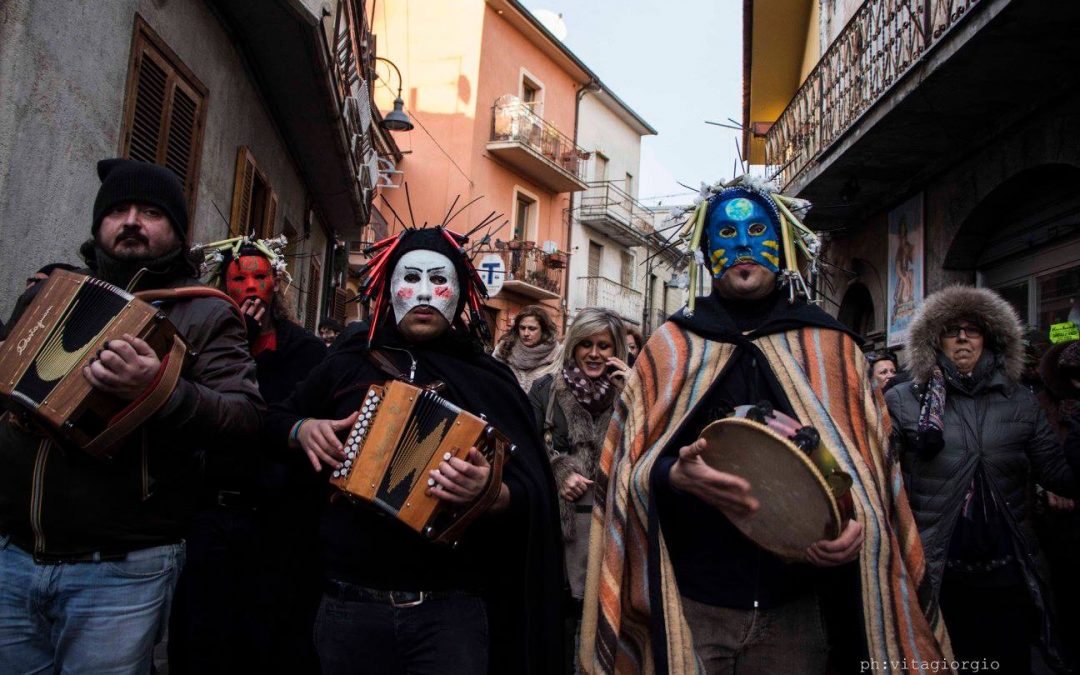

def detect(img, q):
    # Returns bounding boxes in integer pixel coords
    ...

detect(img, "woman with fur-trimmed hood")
[885,286,1079,674]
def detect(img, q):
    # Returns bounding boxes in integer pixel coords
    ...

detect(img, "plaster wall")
[576,95,642,191]
[568,92,648,318]
[0,0,322,324]
[370,0,585,335]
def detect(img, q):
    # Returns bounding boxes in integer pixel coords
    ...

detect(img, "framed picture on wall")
[887,193,924,348]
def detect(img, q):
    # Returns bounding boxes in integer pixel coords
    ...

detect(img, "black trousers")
[168,503,323,675]
[939,571,1033,675]
[313,586,488,675]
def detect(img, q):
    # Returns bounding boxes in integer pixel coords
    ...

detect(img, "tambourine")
[697,404,855,560]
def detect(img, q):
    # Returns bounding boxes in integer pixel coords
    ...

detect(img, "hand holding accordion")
[0,270,187,458]
[323,380,514,545]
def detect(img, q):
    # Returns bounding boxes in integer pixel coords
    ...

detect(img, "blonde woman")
[528,309,630,670]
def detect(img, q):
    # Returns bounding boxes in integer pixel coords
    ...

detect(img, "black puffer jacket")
[885,285,1077,669]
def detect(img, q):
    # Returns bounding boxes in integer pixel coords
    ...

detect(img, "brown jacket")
[0,273,264,560]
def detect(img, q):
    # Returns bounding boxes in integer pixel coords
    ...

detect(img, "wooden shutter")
[120,16,207,235]
[305,259,322,332]
[588,241,602,277]
[332,287,347,323]
[620,251,634,287]
[230,148,256,237]
[262,192,278,239]
[229,146,277,239]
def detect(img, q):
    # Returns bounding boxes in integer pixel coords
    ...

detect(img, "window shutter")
[262,191,278,239]
[163,81,201,191]
[305,260,321,332]
[230,147,256,237]
[121,17,207,235]
[332,287,347,323]
[128,50,167,164]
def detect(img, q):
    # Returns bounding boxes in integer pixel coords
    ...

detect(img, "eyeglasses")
[943,324,983,338]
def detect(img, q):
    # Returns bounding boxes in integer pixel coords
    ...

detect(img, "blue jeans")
[314,584,489,675]
[0,534,184,674]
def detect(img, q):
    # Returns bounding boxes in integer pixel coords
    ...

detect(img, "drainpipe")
[568,77,602,327]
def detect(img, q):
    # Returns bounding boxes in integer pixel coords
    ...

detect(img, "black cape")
[268,321,565,675]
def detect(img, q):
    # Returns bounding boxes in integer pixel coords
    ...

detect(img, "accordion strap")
[134,287,243,320]
[81,337,188,457]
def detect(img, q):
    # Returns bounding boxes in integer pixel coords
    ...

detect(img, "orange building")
[367,0,594,339]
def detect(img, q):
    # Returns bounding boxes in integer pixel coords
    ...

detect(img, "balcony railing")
[581,276,643,323]
[578,181,654,247]
[489,96,588,192]
[496,245,565,300]
[765,0,981,188]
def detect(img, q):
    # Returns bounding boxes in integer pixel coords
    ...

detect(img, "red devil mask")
[226,255,276,307]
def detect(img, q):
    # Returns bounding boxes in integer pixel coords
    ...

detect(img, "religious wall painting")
[887,193,924,347]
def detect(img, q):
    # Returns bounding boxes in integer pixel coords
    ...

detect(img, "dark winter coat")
[885,285,1077,668]
[0,270,263,560]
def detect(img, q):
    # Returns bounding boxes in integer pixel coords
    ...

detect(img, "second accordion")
[330,380,513,544]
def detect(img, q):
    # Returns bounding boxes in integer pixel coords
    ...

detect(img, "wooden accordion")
[330,380,513,544]
[0,270,187,458]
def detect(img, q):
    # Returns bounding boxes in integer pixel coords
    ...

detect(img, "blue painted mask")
[704,191,781,279]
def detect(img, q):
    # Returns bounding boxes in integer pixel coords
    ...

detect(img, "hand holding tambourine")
[681,404,859,563]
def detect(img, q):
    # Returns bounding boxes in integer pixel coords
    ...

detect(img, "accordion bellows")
[330,380,512,544]
[0,270,186,458]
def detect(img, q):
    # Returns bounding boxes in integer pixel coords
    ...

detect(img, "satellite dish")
[532,9,568,41]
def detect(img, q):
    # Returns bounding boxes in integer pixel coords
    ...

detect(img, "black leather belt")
[216,489,260,511]
[323,579,474,608]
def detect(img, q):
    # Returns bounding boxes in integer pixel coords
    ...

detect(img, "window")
[620,251,634,287]
[588,241,602,277]
[594,153,609,182]
[514,191,536,241]
[120,16,207,235]
[520,71,543,114]
[625,172,634,197]
[229,147,278,239]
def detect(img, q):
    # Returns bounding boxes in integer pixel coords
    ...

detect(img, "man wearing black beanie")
[0,159,264,673]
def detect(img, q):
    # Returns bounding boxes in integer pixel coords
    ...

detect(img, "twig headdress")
[193,234,293,289]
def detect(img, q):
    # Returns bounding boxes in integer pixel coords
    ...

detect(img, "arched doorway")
[945,164,1080,334]
[838,282,875,339]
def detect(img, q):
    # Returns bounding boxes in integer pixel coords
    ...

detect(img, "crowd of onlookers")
[2,251,1078,673]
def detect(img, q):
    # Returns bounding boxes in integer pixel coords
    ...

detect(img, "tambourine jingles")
[697,404,855,560]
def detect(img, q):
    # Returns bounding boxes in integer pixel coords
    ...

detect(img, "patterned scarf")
[562,365,617,417]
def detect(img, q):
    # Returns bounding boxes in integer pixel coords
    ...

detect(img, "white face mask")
[390,249,460,325]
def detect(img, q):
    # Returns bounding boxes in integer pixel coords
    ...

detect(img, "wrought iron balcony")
[577,181,655,247]
[765,0,982,188]
[581,276,643,324]
[496,244,565,300]
[488,96,588,193]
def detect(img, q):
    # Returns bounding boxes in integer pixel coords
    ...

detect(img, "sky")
[522,0,745,207]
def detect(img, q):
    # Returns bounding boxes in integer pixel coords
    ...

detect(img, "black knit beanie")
[92,158,188,239]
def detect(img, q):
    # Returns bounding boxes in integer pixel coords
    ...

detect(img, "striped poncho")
[579,318,951,674]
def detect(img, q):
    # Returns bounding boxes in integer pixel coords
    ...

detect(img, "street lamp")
[374,56,414,132]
